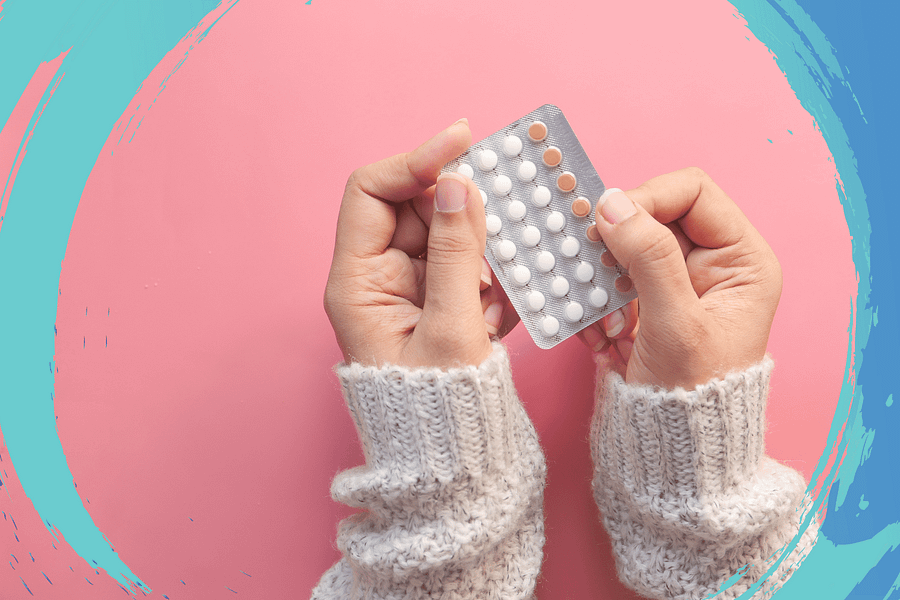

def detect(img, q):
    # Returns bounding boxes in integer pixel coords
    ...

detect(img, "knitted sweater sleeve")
[311,342,546,600]
[591,357,818,600]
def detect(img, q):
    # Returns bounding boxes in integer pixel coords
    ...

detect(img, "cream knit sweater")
[311,343,816,600]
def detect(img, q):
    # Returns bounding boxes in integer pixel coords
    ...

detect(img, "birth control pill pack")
[442,104,637,349]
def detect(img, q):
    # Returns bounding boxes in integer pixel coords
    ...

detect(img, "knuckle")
[640,226,681,266]
[684,166,710,183]
[427,232,474,264]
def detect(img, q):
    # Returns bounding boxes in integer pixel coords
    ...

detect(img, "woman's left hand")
[324,119,517,368]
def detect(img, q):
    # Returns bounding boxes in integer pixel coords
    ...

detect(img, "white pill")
[503,135,523,157]
[511,265,531,286]
[539,315,560,337]
[535,251,556,273]
[494,239,517,262]
[507,200,527,221]
[564,301,585,323]
[560,235,581,258]
[517,161,537,182]
[574,261,595,283]
[550,276,570,298]
[546,211,566,233]
[492,175,512,196]
[479,189,488,206]
[477,149,498,171]
[486,214,502,235]
[525,290,546,312]
[521,225,541,247]
[589,287,609,308]
[532,186,552,207]
[456,163,475,179]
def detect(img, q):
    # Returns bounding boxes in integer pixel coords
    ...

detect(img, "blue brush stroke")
[0,0,235,592]
[730,0,900,598]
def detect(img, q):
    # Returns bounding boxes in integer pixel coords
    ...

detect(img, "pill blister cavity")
[564,301,584,323]
[480,189,488,206]
[542,146,562,168]
[495,239,517,261]
[457,163,475,179]
[532,186,552,208]
[574,261,594,283]
[546,211,566,233]
[586,224,602,242]
[589,287,609,308]
[557,172,577,193]
[511,265,531,286]
[493,174,512,196]
[525,290,546,312]
[486,214,503,235]
[528,121,548,142]
[550,276,570,298]
[560,235,580,258]
[478,149,498,171]
[601,250,618,267]
[521,225,541,247]
[503,135,523,157]
[615,275,633,293]
[517,161,537,182]
[539,315,560,337]
[507,200,527,221]
[571,197,591,218]
[535,251,556,273]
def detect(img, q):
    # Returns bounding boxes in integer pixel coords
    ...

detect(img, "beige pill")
[571,197,591,218]
[557,172,577,193]
[586,224,602,242]
[528,121,548,142]
[601,250,618,267]
[542,146,562,167]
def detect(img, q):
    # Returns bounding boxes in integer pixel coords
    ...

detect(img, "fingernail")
[597,188,636,225]
[605,309,625,338]
[480,258,493,288]
[581,326,608,353]
[484,302,503,336]
[452,117,469,127]
[435,173,469,213]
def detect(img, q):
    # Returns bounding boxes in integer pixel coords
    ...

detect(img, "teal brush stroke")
[0,0,886,596]
[730,0,891,597]
[0,0,236,592]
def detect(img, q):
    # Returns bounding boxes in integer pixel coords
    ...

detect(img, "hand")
[324,119,518,368]
[577,168,782,389]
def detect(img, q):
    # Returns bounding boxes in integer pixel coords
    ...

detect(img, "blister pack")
[442,104,637,349]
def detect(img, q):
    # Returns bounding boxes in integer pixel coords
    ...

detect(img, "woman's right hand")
[578,168,783,389]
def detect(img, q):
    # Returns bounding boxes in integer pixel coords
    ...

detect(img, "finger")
[614,333,635,365]
[335,119,472,259]
[594,188,701,326]
[665,220,694,259]
[625,167,754,250]
[480,274,519,338]
[577,324,610,353]
[479,258,492,291]
[418,172,490,355]
[390,200,429,257]
[599,299,638,339]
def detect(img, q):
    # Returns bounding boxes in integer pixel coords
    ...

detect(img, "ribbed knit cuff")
[592,358,773,502]
[335,342,523,484]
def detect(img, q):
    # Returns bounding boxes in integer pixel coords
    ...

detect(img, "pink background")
[0,0,854,598]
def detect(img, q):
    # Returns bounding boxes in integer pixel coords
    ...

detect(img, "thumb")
[593,188,698,324]
[418,172,490,360]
